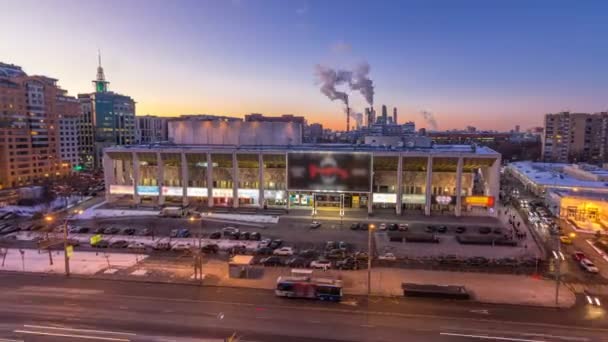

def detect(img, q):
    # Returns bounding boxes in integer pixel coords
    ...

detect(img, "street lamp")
[553,234,564,307]
[367,223,375,295]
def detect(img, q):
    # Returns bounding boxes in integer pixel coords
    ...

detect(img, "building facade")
[136,115,168,144]
[57,95,81,171]
[542,112,608,163]
[78,56,136,169]
[0,62,78,189]
[103,144,500,217]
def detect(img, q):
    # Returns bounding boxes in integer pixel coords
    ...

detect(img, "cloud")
[330,41,352,54]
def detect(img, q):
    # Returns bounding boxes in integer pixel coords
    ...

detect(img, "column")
[424,156,433,216]
[206,153,213,208]
[157,152,165,206]
[455,156,463,217]
[232,153,239,209]
[132,152,141,204]
[102,153,115,203]
[258,154,265,208]
[395,156,403,215]
[368,156,374,215]
[285,152,290,210]
[181,152,189,206]
[489,156,501,217]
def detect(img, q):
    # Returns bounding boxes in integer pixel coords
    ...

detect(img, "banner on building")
[136,185,159,196]
[464,196,495,207]
[109,185,134,195]
[162,186,184,197]
[287,152,372,192]
[187,187,208,197]
[372,193,397,203]
[402,194,426,204]
[432,195,456,205]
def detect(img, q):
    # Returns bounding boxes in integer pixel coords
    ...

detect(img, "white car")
[171,242,192,251]
[398,223,409,231]
[259,238,272,248]
[378,253,397,261]
[310,259,332,270]
[273,246,295,256]
[310,221,321,229]
[379,223,387,230]
[580,258,600,273]
[127,242,146,250]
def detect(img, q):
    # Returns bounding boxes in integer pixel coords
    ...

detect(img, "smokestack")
[393,107,397,124]
[371,107,376,125]
[346,106,350,132]
[381,105,387,124]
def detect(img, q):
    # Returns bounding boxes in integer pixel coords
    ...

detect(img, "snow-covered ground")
[205,213,279,224]
[0,195,91,217]
[0,248,145,275]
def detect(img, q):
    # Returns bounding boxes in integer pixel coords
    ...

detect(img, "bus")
[275,276,343,302]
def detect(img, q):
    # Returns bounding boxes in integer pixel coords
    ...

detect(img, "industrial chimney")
[346,106,350,132]
[393,107,397,124]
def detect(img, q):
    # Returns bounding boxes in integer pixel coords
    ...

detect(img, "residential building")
[0,62,78,189]
[136,115,168,144]
[57,94,81,171]
[78,55,136,169]
[542,111,608,163]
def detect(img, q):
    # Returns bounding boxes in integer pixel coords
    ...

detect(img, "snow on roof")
[508,161,608,190]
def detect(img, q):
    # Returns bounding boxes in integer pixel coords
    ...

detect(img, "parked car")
[338,241,348,250]
[77,227,90,234]
[478,227,492,234]
[260,256,284,266]
[572,251,586,262]
[298,249,317,258]
[94,227,106,234]
[378,252,397,261]
[68,226,81,234]
[360,223,370,231]
[172,242,192,251]
[92,240,109,248]
[201,244,219,254]
[336,257,358,270]
[122,228,136,235]
[310,258,332,270]
[379,223,387,231]
[127,242,146,250]
[388,223,399,231]
[273,246,295,256]
[110,240,129,249]
[325,249,346,259]
[153,241,171,250]
[310,221,321,229]
[350,223,360,230]
[425,225,437,233]
[103,227,120,235]
[138,228,152,236]
[222,227,240,237]
[398,223,409,231]
[354,251,369,261]
[268,239,283,249]
[249,232,261,241]
[209,232,222,239]
[66,239,80,247]
[455,226,466,234]
[580,258,599,273]
[229,245,247,255]
[238,231,251,240]
[255,247,274,255]
[170,228,191,238]
[259,238,272,248]
[0,225,19,235]
[325,241,337,250]
[286,257,309,268]
[437,226,448,233]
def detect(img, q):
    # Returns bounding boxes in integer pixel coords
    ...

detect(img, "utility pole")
[367,223,375,295]
[554,235,562,307]
[63,217,70,276]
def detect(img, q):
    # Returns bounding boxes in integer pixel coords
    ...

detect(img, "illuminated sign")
[187,187,208,197]
[264,190,285,200]
[136,185,159,196]
[162,186,183,197]
[238,189,258,198]
[402,194,426,204]
[213,188,233,198]
[109,185,134,195]
[433,195,455,205]
[287,152,372,192]
[465,196,495,207]
[372,193,397,203]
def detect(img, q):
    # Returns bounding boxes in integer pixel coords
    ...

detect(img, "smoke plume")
[420,110,438,130]
[315,64,351,105]
[349,62,374,105]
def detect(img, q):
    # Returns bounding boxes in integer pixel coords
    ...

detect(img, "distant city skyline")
[2,0,607,131]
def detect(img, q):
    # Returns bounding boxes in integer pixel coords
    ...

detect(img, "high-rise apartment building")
[136,115,168,144]
[78,55,136,169]
[542,112,608,163]
[57,94,81,171]
[0,62,78,189]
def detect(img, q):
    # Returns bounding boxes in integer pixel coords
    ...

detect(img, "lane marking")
[440,332,545,342]
[14,330,130,341]
[360,324,375,328]
[0,338,24,342]
[441,327,589,342]
[22,325,136,336]
[470,309,489,315]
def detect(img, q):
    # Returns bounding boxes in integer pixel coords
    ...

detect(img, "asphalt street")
[0,273,606,341]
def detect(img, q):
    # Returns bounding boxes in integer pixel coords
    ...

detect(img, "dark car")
[455,226,466,234]
[122,228,136,235]
[325,241,337,251]
[256,247,274,255]
[94,227,106,234]
[493,228,503,235]
[388,223,399,231]
[201,244,219,254]
[0,225,19,235]
[209,232,222,239]
[360,223,370,231]
[249,232,261,241]
[350,223,360,230]
[425,225,437,233]
[239,232,250,240]
[298,249,317,258]
[138,228,153,236]
[77,227,90,234]
[325,249,347,259]
[437,225,448,233]
[336,257,358,270]
[103,227,120,234]
[178,229,191,238]
[268,239,283,249]
[286,257,309,268]
[93,240,110,248]
[478,226,492,234]
[260,256,284,266]
[66,239,80,247]
[110,240,129,248]
[354,251,369,261]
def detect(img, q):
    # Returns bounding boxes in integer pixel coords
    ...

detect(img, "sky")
[2,0,607,131]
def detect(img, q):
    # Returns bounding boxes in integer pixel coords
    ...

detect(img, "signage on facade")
[212,188,233,198]
[465,196,495,207]
[372,193,397,203]
[402,194,426,204]
[162,186,183,197]
[287,152,372,192]
[264,190,285,200]
[136,185,159,196]
[109,185,134,195]
[433,195,455,205]
[238,189,258,198]
[187,187,208,197]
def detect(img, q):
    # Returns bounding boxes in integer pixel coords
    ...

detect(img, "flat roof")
[508,162,608,190]
[105,143,499,156]
[551,189,608,202]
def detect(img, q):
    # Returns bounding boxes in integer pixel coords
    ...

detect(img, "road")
[0,273,606,341]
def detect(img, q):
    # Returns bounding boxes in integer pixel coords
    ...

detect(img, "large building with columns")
[103,144,500,217]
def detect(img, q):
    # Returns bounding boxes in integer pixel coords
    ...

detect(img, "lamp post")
[367,223,375,295]
[553,234,564,307]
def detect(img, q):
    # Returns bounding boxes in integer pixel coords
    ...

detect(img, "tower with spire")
[93,50,109,93]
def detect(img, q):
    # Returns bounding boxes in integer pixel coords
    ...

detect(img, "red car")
[572,251,586,262]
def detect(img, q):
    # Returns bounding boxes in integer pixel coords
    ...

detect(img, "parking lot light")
[569,232,576,239]
[595,297,601,306]
[552,250,559,259]
[44,215,54,222]
[587,295,593,305]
